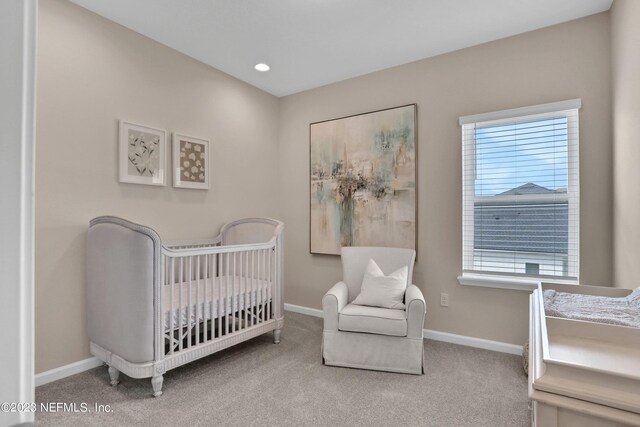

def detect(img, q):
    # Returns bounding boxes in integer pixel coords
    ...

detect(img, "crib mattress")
[163,275,272,332]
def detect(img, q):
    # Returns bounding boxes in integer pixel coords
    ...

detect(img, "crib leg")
[151,375,164,397]
[108,366,119,386]
[273,328,281,344]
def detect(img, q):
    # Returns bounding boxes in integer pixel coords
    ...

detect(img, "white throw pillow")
[352,259,408,310]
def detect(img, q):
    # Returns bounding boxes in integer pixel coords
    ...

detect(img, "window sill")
[457,273,578,292]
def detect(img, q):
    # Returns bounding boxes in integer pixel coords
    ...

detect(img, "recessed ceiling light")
[254,63,270,72]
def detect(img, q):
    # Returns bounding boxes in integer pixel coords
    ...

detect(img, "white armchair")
[322,247,426,374]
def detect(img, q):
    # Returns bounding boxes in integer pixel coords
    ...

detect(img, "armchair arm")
[322,281,348,332]
[405,284,426,339]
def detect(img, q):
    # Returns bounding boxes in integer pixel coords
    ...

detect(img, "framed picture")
[310,104,417,255]
[119,120,166,186]
[172,133,210,189]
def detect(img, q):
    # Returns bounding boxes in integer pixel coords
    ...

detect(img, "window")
[525,263,540,275]
[460,100,580,283]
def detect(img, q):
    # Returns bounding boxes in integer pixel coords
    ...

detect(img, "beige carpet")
[36,312,529,426]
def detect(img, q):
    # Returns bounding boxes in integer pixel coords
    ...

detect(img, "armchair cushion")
[352,259,408,309]
[339,303,407,337]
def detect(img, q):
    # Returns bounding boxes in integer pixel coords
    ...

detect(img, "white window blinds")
[460,99,580,280]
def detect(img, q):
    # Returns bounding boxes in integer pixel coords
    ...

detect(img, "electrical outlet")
[440,293,449,307]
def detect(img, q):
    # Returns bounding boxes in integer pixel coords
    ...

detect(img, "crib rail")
[161,242,277,356]
[163,237,221,249]
[162,240,275,257]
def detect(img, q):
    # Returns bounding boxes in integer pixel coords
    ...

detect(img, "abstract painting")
[119,121,166,186]
[172,133,210,189]
[310,104,417,255]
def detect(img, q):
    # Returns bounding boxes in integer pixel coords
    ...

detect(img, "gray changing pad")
[543,288,640,328]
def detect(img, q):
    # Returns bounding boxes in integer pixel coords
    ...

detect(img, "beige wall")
[278,13,612,345]
[35,0,280,373]
[611,0,640,288]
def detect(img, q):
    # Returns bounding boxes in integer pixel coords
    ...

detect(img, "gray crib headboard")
[86,216,162,364]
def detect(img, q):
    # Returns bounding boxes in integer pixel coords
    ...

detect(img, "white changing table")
[529,283,640,427]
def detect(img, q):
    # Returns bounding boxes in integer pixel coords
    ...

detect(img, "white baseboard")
[284,302,323,317]
[284,303,523,355]
[35,356,103,387]
[423,329,523,355]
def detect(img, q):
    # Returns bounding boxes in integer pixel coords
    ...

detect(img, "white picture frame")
[118,120,166,186]
[172,133,210,189]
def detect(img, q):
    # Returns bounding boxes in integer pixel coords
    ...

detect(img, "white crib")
[86,216,284,396]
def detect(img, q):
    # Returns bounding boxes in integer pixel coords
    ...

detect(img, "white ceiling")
[69,0,613,97]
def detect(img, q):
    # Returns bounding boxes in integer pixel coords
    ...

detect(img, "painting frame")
[309,104,418,255]
[172,133,211,190]
[118,120,166,186]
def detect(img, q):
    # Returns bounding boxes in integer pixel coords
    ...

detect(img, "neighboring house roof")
[475,183,568,255]
[497,182,565,196]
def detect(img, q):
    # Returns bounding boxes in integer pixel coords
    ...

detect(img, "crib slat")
[262,248,266,324]
[208,254,215,339]
[272,247,275,320]
[224,253,231,335]
[241,252,244,331]
[202,255,213,341]
[201,255,205,342]
[195,255,200,346]
[257,249,261,324]
[179,257,184,352]
[237,250,242,332]
[264,249,268,324]
[250,250,255,327]
[170,257,175,354]
[163,258,167,355]
[255,249,260,326]
[238,250,243,331]
[163,257,167,356]
[202,254,206,342]
[217,253,222,339]
[231,252,236,334]
[259,249,263,324]
[238,251,243,331]
[257,249,261,325]
[214,253,217,339]
[244,250,249,331]
[267,248,272,321]
[260,249,267,323]
[211,256,215,341]
[203,254,208,343]
[264,248,267,323]
[206,253,210,341]
[269,247,277,319]
[188,256,193,349]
